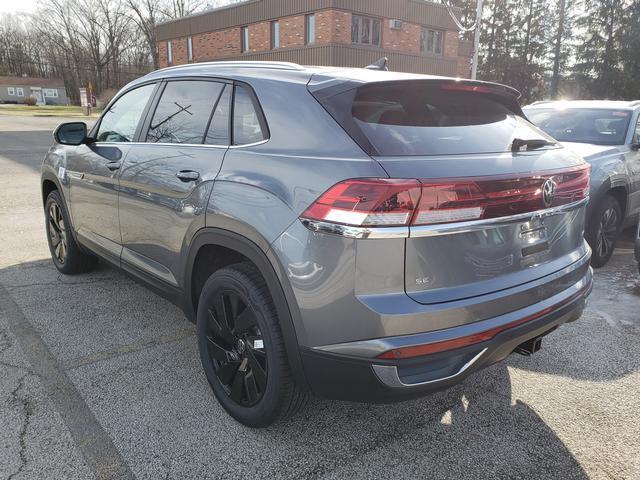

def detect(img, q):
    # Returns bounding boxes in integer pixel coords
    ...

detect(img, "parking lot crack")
[7,374,35,480]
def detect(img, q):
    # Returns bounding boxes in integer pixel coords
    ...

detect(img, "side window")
[146,80,224,144]
[205,85,231,145]
[96,84,155,143]
[232,84,267,145]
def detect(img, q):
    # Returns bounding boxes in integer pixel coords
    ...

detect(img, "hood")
[560,142,621,160]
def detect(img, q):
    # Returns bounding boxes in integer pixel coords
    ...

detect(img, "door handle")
[106,162,121,171]
[176,170,200,182]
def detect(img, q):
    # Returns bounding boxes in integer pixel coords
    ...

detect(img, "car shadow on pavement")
[0,258,591,479]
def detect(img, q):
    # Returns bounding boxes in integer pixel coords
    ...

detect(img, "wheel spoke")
[234,306,257,333]
[55,242,62,261]
[230,367,245,403]
[207,336,230,363]
[217,361,240,385]
[246,347,267,391]
[244,372,258,403]
[220,296,237,339]
[208,309,234,346]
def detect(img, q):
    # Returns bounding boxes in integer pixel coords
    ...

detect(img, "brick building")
[156,0,473,78]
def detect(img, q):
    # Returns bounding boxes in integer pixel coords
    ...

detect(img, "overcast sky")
[0,0,38,15]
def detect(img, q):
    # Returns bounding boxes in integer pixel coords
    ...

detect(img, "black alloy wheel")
[587,194,622,268]
[205,290,268,406]
[48,201,68,264]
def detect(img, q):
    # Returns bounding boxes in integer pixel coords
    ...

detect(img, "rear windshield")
[523,107,631,146]
[316,82,551,156]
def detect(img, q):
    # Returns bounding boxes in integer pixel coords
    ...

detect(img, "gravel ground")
[1,114,639,480]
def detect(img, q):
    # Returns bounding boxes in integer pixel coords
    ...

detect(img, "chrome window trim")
[89,141,229,149]
[299,197,588,239]
[372,348,487,388]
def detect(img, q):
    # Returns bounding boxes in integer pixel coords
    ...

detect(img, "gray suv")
[41,62,593,427]
[523,101,640,267]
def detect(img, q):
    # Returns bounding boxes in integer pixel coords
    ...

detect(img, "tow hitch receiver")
[514,337,543,356]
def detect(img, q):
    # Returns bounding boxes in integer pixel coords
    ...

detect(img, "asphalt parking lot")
[1,114,639,480]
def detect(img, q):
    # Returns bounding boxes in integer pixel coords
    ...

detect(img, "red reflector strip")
[377,284,589,360]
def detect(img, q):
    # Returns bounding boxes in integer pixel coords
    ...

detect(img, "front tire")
[586,195,622,268]
[196,262,308,427]
[45,190,97,274]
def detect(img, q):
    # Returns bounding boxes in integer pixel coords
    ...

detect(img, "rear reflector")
[376,283,590,360]
[301,164,590,228]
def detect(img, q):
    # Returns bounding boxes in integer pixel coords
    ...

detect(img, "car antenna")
[365,57,389,71]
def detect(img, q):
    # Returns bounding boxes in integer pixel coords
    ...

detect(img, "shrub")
[24,95,37,106]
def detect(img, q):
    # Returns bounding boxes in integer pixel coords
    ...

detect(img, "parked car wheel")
[45,190,97,274]
[196,263,308,427]
[586,194,622,268]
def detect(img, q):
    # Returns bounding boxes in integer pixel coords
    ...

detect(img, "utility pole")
[471,0,484,80]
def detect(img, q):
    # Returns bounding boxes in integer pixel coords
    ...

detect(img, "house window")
[44,89,59,98]
[16,87,24,97]
[241,26,249,52]
[351,15,381,47]
[187,36,193,61]
[421,28,444,55]
[271,21,280,49]
[167,40,173,64]
[305,14,315,45]
[7,87,15,96]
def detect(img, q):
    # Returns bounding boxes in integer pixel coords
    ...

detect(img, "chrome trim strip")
[299,219,409,239]
[91,141,229,149]
[299,197,588,239]
[409,197,589,238]
[372,348,488,388]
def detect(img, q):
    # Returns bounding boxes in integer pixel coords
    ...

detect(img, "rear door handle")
[106,162,121,171]
[176,170,200,182]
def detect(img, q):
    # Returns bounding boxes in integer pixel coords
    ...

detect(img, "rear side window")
[205,84,231,145]
[316,82,550,156]
[146,80,224,144]
[96,84,155,142]
[232,84,267,145]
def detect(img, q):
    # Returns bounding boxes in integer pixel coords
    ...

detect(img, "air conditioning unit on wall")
[389,19,402,30]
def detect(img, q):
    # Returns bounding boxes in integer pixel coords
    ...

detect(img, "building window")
[7,87,15,96]
[16,87,24,97]
[421,28,444,55]
[167,40,173,64]
[44,89,58,98]
[241,26,249,53]
[305,14,315,45]
[352,15,381,47]
[271,20,280,49]
[187,36,193,61]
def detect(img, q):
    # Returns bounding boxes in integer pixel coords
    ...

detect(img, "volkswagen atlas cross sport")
[524,100,640,267]
[41,62,593,427]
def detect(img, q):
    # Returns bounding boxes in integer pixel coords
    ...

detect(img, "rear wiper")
[511,138,556,152]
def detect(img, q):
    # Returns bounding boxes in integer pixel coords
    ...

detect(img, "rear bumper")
[300,268,592,403]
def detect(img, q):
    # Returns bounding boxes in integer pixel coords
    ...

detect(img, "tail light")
[301,164,590,228]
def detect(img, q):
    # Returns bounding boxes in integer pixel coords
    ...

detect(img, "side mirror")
[54,122,88,146]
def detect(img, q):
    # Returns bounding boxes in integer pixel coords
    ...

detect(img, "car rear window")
[315,82,551,156]
[523,107,632,146]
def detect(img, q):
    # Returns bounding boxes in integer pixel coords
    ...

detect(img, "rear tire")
[586,195,622,268]
[196,262,308,427]
[45,190,97,274]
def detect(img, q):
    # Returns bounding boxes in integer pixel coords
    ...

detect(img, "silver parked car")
[42,62,592,427]
[524,100,640,267]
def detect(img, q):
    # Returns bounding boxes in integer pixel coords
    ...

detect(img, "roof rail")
[153,61,305,75]
[629,100,640,107]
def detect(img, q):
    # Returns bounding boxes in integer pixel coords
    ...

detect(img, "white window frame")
[187,36,193,61]
[420,27,444,55]
[271,20,280,49]
[44,89,59,98]
[16,87,24,97]
[305,14,315,45]
[351,15,382,47]
[167,40,173,64]
[7,87,15,96]
[241,26,249,53]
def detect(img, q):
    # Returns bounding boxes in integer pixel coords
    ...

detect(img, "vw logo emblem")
[542,179,557,208]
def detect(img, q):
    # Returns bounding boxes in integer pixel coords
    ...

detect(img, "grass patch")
[0,104,101,118]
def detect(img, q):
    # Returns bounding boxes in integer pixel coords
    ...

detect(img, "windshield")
[316,82,553,156]
[524,107,631,146]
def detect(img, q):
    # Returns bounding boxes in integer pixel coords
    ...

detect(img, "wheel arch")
[184,227,308,387]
